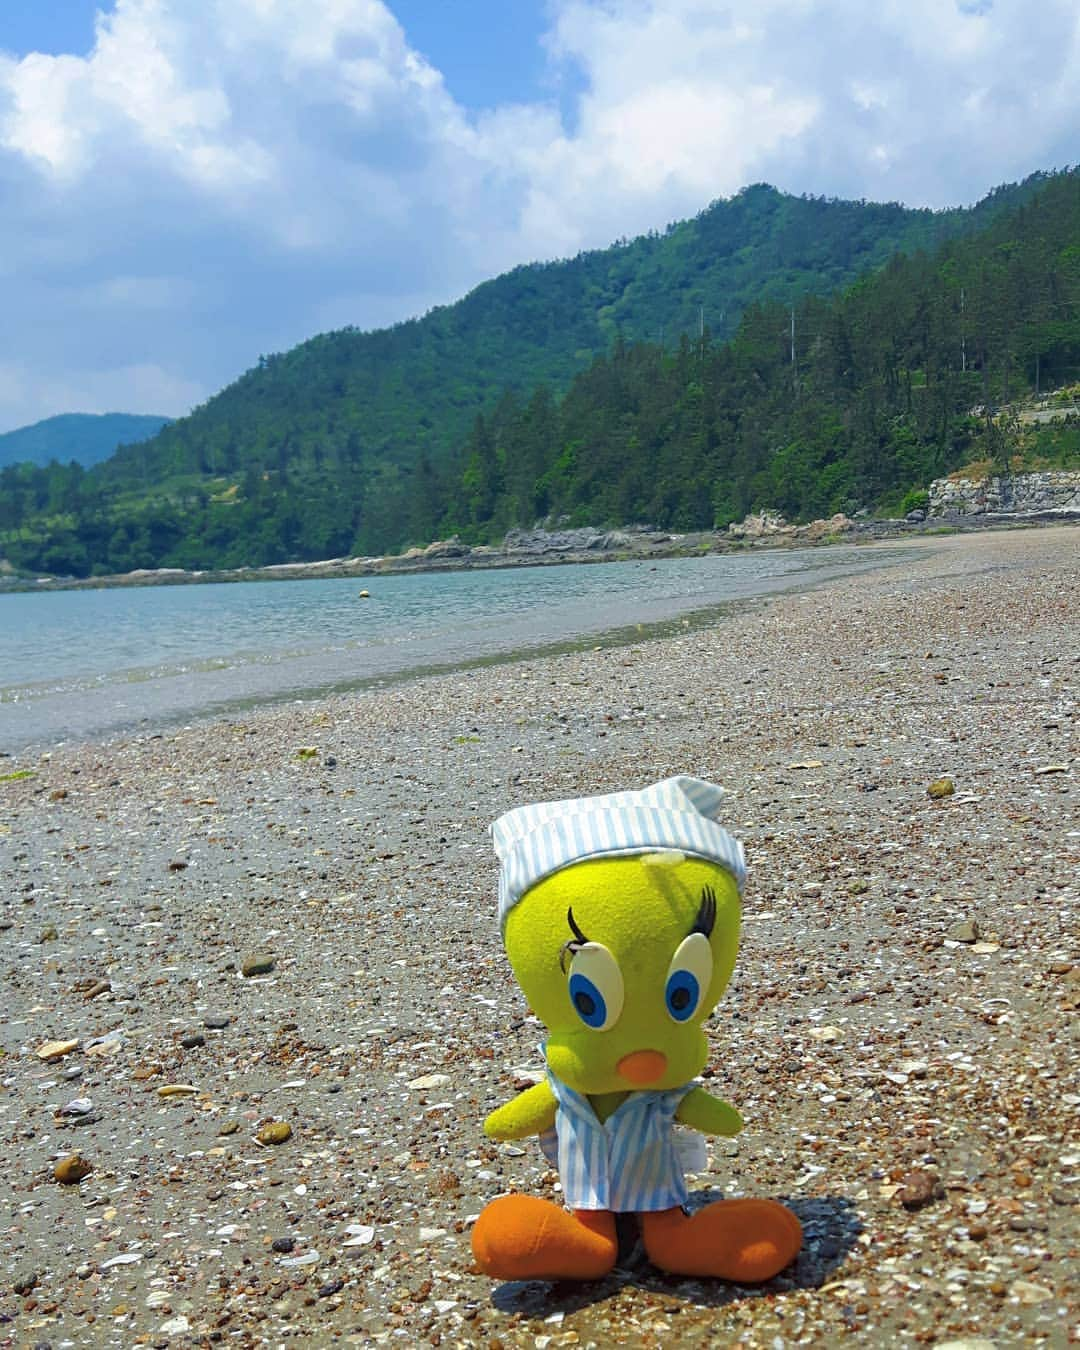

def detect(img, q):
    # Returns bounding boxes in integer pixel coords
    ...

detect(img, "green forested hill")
[2,171,1077,576]
[88,179,1056,503]
[0,413,171,470]
[449,173,1080,534]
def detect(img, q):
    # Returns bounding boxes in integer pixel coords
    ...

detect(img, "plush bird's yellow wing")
[676,1086,743,1137]
[483,1080,558,1140]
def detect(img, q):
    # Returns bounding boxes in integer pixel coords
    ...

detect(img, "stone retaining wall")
[929,470,1080,517]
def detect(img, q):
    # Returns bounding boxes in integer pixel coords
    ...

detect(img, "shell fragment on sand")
[407,1073,451,1090]
[37,1039,79,1061]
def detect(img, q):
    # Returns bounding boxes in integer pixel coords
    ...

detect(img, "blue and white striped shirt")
[539,1072,696,1212]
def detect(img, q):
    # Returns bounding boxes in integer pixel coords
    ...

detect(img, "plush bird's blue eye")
[665,969,700,1021]
[569,972,607,1028]
[664,932,713,1023]
[566,942,624,1031]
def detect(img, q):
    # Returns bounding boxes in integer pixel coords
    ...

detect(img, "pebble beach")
[1,525,1077,1348]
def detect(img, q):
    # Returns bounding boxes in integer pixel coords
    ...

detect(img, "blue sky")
[0,0,1077,433]
[389,2,553,110]
[3,1,100,57]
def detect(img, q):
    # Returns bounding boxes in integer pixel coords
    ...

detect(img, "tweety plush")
[471,776,802,1283]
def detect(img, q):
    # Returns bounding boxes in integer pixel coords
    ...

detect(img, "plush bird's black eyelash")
[691,886,717,938]
[559,907,590,973]
[567,908,589,945]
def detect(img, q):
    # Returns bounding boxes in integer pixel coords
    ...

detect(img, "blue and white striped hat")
[492,775,745,929]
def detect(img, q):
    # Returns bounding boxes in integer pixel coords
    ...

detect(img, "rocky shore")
[5,487,1078,592]
[2,520,875,592]
[1,526,1077,1347]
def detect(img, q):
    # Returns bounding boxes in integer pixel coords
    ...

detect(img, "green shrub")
[900,488,930,515]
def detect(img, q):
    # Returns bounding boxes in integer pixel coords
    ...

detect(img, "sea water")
[0,545,908,749]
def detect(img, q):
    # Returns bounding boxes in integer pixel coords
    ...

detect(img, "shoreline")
[1,538,928,758]
[1,528,1076,1347]
[2,511,1076,594]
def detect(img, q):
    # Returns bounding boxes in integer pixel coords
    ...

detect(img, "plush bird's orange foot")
[471,1196,617,1281]
[641,1199,802,1282]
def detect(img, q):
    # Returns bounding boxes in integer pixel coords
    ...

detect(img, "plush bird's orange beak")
[616,1050,668,1085]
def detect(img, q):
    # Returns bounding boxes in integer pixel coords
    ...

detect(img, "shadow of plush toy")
[472,776,804,1286]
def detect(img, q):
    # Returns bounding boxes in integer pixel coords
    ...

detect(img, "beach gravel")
[0,527,1076,1347]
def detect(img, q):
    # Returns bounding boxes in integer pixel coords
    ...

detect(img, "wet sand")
[1,525,1077,1347]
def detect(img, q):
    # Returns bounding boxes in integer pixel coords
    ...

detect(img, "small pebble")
[897,1168,940,1210]
[257,1121,293,1145]
[53,1153,93,1184]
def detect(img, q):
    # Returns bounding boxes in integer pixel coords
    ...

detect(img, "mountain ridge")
[0,413,172,470]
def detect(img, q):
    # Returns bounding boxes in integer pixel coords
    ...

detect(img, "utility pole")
[790,307,797,393]
[960,288,966,374]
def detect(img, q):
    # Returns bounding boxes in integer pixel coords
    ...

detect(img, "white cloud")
[0,0,486,430]
[0,0,1077,432]
[495,0,1080,251]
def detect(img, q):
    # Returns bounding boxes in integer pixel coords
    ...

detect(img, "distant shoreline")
[2,510,1076,594]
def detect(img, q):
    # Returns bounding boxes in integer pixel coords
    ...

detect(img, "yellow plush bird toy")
[471,776,802,1283]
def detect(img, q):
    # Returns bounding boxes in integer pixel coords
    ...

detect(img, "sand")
[1,525,1077,1348]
